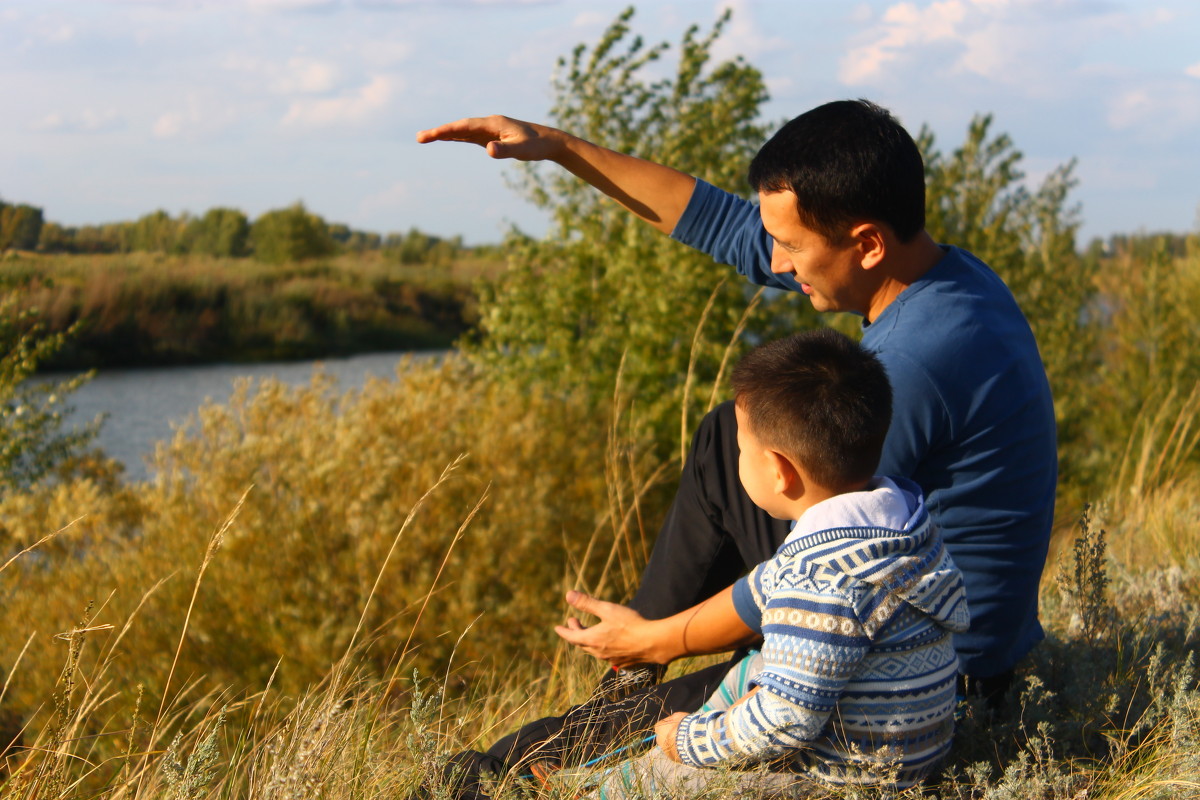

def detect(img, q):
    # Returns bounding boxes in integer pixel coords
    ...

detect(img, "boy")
[559,329,969,796]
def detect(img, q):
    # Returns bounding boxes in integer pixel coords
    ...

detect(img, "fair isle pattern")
[675,495,969,789]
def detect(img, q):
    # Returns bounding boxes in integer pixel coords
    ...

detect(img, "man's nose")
[769,245,793,274]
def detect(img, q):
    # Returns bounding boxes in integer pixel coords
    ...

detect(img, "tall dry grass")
[2,421,1198,799]
[2,238,1200,797]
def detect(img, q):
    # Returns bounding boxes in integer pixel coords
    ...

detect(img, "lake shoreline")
[54,348,448,483]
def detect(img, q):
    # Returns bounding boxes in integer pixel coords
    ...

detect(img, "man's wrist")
[547,126,585,166]
[643,617,683,664]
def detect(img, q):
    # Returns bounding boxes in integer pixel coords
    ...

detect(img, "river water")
[47,350,441,483]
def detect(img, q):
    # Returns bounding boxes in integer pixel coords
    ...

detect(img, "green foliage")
[183,207,250,257]
[36,219,125,254]
[328,222,382,252]
[250,202,337,264]
[1093,240,1200,424]
[0,293,98,495]
[1055,504,1112,644]
[126,209,187,254]
[467,6,812,451]
[384,227,462,266]
[0,200,44,252]
[2,251,477,368]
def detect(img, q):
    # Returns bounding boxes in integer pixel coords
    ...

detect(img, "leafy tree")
[36,221,72,253]
[466,7,812,452]
[74,224,124,254]
[125,209,186,253]
[250,202,336,264]
[184,207,250,257]
[0,200,45,252]
[385,228,461,266]
[0,294,99,495]
[329,223,381,252]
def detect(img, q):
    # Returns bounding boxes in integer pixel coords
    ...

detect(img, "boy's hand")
[553,590,662,668]
[654,712,688,763]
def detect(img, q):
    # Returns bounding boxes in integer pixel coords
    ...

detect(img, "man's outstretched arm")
[416,115,697,235]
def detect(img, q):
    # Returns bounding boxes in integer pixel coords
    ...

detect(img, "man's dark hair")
[748,99,926,243]
[731,328,892,489]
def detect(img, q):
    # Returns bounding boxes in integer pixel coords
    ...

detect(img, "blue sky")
[3,0,1199,246]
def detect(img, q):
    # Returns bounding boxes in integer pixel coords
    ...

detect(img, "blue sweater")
[677,477,969,787]
[671,180,1057,676]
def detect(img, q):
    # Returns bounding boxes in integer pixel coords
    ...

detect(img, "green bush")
[0,293,100,496]
[182,207,250,258]
[0,200,44,252]
[466,7,814,456]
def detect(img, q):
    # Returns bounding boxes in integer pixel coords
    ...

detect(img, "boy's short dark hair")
[731,328,892,489]
[747,99,926,244]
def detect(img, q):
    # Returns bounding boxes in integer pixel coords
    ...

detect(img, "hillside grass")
[1,241,1199,798]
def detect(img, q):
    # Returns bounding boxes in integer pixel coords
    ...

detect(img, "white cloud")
[840,0,967,85]
[247,0,342,11]
[360,180,411,216]
[221,53,335,93]
[570,11,610,29]
[835,0,1200,113]
[710,0,788,64]
[273,57,341,94]
[45,23,76,43]
[281,74,400,127]
[357,39,413,68]
[1187,62,1200,79]
[31,113,68,133]
[153,112,185,139]
[1106,80,1200,140]
[151,93,240,140]
[31,108,123,134]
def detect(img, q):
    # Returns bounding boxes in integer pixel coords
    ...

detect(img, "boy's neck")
[786,477,871,521]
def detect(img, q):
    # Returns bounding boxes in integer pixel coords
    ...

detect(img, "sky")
[3,0,1199,247]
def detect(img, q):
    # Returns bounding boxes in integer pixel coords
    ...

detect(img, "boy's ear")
[851,222,886,270]
[766,449,801,497]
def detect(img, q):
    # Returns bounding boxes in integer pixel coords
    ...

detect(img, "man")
[416,99,1057,787]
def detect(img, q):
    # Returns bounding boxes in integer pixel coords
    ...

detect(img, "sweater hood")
[778,476,970,637]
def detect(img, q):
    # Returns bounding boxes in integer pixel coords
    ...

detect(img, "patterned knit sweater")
[674,476,970,788]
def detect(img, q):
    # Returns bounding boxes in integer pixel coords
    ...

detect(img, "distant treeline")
[1,196,495,369]
[1089,231,1197,260]
[0,196,501,266]
[4,251,482,370]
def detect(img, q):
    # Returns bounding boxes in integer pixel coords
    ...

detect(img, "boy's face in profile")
[734,401,791,521]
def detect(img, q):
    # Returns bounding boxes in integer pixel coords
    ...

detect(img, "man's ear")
[766,449,802,498]
[851,222,886,270]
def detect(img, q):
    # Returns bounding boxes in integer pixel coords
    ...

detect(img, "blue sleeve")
[670,180,805,293]
[676,576,870,767]
[731,576,762,633]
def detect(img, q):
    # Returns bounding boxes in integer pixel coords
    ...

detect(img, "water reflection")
[48,350,442,483]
